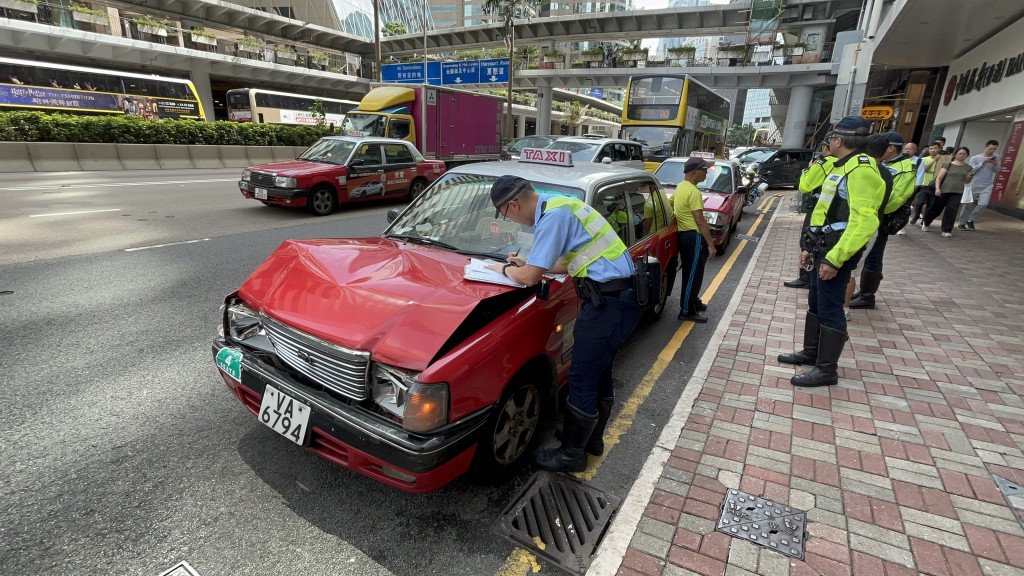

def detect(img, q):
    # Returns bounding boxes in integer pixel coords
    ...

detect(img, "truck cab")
[341,86,417,144]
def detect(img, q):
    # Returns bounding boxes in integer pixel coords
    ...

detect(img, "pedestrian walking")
[922,146,972,237]
[778,117,885,387]
[906,142,941,231]
[958,139,1000,230]
[784,136,836,289]
[674,157,717,323]
[487,175,640,473]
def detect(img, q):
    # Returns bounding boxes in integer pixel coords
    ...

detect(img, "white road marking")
[29,208,122,218]
[1,178,237,192]
[124,238,211,252]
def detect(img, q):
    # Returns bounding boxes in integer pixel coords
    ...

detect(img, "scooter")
[744,165,770,206]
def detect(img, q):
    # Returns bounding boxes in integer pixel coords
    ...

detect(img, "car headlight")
[372,364,448,433]
[224,300,263,341]
[274,176,296,188]
[704,211,721,226]
[241,170,251,182]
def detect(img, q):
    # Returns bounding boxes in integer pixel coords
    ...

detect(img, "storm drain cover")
[992,473,1024,530]
[716,490,807,560]
[494,471,621,575]
[158,561,201,576]
[735,234,760,243]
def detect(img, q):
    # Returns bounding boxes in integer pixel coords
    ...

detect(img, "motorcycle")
[744,163,770,206]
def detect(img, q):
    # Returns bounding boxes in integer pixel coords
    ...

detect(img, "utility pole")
[374,0,382,81]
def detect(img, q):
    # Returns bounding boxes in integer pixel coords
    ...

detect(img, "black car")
[735,147,815,188]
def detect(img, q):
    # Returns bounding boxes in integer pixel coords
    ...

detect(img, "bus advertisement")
[226,88,358,125]
[0,56,205,120]
[620,75,731,170]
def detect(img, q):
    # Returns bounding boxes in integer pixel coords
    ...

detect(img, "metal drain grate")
[716,490,807,560]
[494,471,621,575]
[735,234,761,243]
[992,473,1024,531]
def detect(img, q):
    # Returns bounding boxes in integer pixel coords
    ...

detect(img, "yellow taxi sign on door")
[861,106,895,121]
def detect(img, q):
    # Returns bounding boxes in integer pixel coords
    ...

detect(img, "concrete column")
[189,66,216,122]
[781,85,813,148]
[536,86,553,136]
[517,115,527,138]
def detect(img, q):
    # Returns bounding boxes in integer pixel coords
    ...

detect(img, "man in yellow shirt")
[674,157,717,322]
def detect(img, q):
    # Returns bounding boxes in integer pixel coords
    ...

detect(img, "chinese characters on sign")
[382,58,509,86]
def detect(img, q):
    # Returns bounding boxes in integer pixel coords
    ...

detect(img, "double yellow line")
[497,193,783,576]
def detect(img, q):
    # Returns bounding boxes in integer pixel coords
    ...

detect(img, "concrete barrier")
[26,142,82,172]
[219,146,250,169]
[74,143,123,171]
[246,146,275,166]
[293,146,308,157]
[271,146,297,162]
[117,144,161,170]
[0,142,36,172]
[188,145,226,169]
[155,145,195,170]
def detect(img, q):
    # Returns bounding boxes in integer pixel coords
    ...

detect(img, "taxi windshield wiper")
[387,234,459,251]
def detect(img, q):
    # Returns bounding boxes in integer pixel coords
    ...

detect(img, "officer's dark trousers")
[808,250,862,333]
[862,232,888,274]
[677,230,708,315]
[568,289,641,415]
[923,192,961,233]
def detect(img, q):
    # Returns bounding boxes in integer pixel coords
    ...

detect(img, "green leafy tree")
[310,99,327,127]
[726,123,755,147]
[561,100,590,133]
[483,0,541,139]
[383,21,408,36]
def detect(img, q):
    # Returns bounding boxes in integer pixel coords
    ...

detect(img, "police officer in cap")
[778,117,885,387]
[784,133,837,288]
[488,175,641,472]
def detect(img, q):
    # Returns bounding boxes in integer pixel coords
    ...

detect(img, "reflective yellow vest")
[811,153,885,268]
[546,196,628,278]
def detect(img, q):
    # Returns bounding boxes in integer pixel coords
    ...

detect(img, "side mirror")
[601,157,612,164]
[737,186,748,195]
[349,159,365,168]
[386,208,402,223]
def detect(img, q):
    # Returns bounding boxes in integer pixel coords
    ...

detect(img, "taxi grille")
[249,171,277,188]
[262,316,371,401]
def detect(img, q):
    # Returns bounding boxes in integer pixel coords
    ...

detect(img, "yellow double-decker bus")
[620,75,731,171]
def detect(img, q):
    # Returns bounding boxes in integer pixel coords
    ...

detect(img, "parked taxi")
[213,149,678,493]
[238,136,446,216]
[654,157,746,255]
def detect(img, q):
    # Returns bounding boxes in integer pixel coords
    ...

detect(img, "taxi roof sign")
[519,148,573,167]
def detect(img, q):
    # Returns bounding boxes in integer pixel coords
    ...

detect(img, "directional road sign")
[383,58,508,86]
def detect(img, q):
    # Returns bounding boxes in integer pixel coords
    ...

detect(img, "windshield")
[340,112,387,137]
[620,126,683,162]
[546,141,600,162]
[386,172,585,259]
[736,149,773,164]
[654,161,733,193]
[298,139,356,164]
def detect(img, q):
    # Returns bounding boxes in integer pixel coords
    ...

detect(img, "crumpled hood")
[701,192,729,211]
[249,159,341,178]
[238,238,509,370]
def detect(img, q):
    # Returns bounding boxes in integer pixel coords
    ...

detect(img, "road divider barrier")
[0,143,309,173]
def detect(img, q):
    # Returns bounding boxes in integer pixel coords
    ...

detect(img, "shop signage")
[860,106,894,120]
[943,50,1024,107]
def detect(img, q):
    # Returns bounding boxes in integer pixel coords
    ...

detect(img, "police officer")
[784,134,837,289]
[488,175,640,472]
[850,132,916,309]
[778,117,885,387]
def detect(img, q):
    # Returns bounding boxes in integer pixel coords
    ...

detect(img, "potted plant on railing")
[776,41,807,57]
[0,0,37,14]
[274,45,297,63]
[580,47,604,63]
[308,50,330,68]
[328,66,346,74]
[667,45,696,65]
[717,43,748,65]
[571,59,587,69]
[619,47,648,62]
[70,4,108,25]
[189,27,217,46]
[236,35,261,53]
[131,15,171,37]
[541,49,564,64]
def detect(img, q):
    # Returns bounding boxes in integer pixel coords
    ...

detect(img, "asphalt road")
[0,168,780,576]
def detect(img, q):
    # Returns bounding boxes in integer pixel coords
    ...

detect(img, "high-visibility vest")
[545,196,628,278]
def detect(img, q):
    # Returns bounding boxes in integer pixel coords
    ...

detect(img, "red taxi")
[654,157,747,255]
[238,136,446,216]
[213,149,678,493]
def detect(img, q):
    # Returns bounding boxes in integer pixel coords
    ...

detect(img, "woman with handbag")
[922,147,972,237]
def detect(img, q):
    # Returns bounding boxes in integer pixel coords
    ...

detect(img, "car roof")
[319,136,413,145]
[553,137,638,145]
[659,157,735,167]
[446,159,655,191]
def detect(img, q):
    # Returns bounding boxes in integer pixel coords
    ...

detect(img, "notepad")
[464,258,526,288]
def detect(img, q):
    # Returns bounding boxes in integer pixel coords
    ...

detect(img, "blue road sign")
[382,62,425,83]
[590,87,604,100]
[477,58,509,83]
[441,61,479,85]
[384,58,508,86]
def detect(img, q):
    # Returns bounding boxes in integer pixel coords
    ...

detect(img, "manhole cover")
[735,234,760,242]
[158,561,201,576]
[992,473,1024,530]
[716,490,807,559]
[494,471,620,575]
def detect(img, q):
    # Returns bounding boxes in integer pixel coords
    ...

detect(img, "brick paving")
[610,199,1024,576]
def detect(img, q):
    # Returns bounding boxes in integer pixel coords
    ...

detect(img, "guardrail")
[0,142,308,172]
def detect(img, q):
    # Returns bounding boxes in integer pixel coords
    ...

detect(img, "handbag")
[883,203,911,235]
[960,184,974,204]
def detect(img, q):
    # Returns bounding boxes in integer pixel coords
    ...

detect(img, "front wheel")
[473,377,544,478]
[306,186,337,216]
[406,178,428,202]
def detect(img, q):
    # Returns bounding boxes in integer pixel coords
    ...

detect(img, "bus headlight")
[704,211,722,226]
[241,170,251,182]
[274,176,297,188]
[372,364,448,433]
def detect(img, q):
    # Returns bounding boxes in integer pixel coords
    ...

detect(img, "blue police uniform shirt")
[527,193,634,282]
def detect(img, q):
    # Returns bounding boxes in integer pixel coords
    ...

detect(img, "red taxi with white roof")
[213,148,678,493]
[654,157,747,255]
[238,136,446,216]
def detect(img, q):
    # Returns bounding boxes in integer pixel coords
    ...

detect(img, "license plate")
[258,385,311,445]
[255,187,268,200]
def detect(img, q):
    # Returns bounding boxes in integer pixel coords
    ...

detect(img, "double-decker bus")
[226,88,357,125]
[620,75,731,170]
[0,56,205,120]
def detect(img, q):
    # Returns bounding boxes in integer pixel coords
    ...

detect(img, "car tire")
[406,178,428,202]
[472,374,545,479]
[642,255,675,323]
[716,232,730,256]
[307,185,337,216]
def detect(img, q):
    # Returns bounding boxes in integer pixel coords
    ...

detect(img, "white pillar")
[537,87,553,136]
[781,85,813,148]
[517,115,527,138]
[189,66,216,122]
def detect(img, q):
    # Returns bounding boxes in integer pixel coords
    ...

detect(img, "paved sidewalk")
[595,198,1024,576]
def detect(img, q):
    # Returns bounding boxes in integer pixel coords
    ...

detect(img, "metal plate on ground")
[716,490,807,560]
[992,473,1024,531]
[735,234,760,243]
[494,471,621,575]
[158,561,201,576]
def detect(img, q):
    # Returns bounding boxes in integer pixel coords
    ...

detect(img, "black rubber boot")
[791,325,847,387]
[778,313,820,365]
[586,397,614,456]
[850,270,883,309]
[783,267,810,289]
[532,403,597,473]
